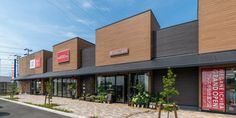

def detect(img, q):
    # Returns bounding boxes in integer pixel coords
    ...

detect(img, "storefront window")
[106,76,115,92]
[226,68,236,113]
[66,79,71,97]
[134,73,149,92]
[53,79,57,96]
[116,76,125,103]
[62,79,67,97]
[30,80,42,95]
[57,79,62,96]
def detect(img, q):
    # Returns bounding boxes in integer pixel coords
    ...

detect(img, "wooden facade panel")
[53,38,78,72]
[199,0,236,53]
[96,11,153,66]
[18,50,52,77]
[53,38,94,72]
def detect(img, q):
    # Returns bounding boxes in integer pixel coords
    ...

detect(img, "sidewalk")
[5,94,236,118]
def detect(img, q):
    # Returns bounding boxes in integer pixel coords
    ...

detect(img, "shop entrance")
[97,75,127,103]
[96,72,150,103]
[30,80,42,95]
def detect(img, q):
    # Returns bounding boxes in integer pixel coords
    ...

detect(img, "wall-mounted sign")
[109,48,129,57]
[57,49,70,63]
[29,58,41,69]
[35,58,41,68]
[202,68,225,112]
[29,59,35,69]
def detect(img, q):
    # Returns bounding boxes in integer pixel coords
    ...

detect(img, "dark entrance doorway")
[97,75,127,103]
[96,72,151,103]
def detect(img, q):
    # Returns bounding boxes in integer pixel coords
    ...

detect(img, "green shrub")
[131,84,150,105]
[95,95,106,103]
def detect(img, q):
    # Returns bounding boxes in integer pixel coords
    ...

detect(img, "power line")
[0,51,24,55]
[0,44,25,50]
[48,0,95,31]
[86,0,110,21]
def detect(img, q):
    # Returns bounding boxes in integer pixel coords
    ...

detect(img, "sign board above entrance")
[57,49,70,63]
[109,48,129,57]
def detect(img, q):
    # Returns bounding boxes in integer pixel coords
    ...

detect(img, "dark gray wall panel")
[156,21,198,57]
[82,47,95,67]
[46,58,52,72]
[152,67,199,106]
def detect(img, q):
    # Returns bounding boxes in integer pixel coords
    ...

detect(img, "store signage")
[29,58,41,69]
[109,48,129,57]
[202,68,225,112]
[29,59,35,69]
[35,58,41,68]
[57,49,70,63]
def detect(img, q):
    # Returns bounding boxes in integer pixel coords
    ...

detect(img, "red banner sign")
[202,68,225,112]
[57,49,70,63]
[35,58,41,68]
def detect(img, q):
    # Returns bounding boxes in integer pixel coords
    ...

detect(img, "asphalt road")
[0,99,70,118]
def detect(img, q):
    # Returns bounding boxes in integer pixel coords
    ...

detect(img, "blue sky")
[0,0,198,76]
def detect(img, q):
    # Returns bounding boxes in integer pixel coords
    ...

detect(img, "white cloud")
[79,0,110,12]
[64,32,77,38]
[81,1,92,9]
[75,18,96,26]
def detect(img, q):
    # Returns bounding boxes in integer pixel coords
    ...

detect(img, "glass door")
[226,68,236,113]
[116,76,125,103]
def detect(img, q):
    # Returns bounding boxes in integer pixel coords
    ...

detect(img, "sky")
[0,0,198,76]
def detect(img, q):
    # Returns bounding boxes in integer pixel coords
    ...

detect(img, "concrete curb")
[0,98,87,118]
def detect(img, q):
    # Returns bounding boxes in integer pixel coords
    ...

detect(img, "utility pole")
[24,48,32,56]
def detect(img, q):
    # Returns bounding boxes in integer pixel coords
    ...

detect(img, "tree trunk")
[44,94,47,104]
[167,111,169,118]
[48,95,50,105]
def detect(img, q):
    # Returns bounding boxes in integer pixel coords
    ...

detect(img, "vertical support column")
[148,71,153,94]
[198,67,202,111]
[75,77,81,98]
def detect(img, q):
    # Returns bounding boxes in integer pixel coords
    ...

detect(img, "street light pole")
[24,48,32,55]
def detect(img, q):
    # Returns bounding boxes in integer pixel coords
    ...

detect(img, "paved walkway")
[12,95,236,118]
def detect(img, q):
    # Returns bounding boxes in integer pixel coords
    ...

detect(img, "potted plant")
[149,93,159,109]
[69,83,77,99]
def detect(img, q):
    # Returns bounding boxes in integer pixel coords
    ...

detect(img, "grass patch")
[4,97,19,101]
[23,102,72,113]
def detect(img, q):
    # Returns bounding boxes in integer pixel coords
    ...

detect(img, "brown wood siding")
[53,39,78,72]
[18,50,52,77]
[53,38,94,72]
[199,0,236,53]
[96,11,152,66]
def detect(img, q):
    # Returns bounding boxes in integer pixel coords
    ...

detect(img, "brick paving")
[14,95,236,118]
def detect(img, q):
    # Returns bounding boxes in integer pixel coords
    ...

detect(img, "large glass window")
[53,79,57,96]
[226,68,236,113]
[57,79,62,96]
[66,79,71,97]
[106,76,115,92]
[116,76,125,102]
[62,79,67,97]
[30,80,42,95]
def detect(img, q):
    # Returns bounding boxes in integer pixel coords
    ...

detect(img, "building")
[16,0,236,114]
[0,76,12,95]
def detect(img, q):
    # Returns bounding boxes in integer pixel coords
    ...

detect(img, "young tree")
[160,68,179,104]
[45,78,53,105]
[9,81,18,99]
[159,68,179,118]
